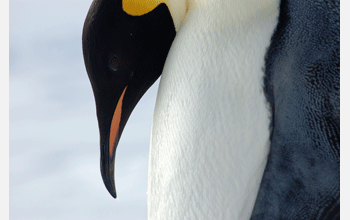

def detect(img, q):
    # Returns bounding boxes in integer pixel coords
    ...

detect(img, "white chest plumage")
[148,0,280,219]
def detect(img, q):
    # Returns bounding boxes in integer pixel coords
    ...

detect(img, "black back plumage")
[251,0,339,219]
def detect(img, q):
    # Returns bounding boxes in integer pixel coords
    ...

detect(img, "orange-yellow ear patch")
[122,0,164,16]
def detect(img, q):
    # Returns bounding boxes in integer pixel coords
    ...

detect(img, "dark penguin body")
[251,0,340,219]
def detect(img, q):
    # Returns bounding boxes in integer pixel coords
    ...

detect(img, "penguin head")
[82,0,175,198]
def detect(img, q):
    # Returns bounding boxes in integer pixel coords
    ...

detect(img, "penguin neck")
[148,1,280,219]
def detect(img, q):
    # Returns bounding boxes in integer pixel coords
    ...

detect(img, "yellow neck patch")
[122,0,164,16]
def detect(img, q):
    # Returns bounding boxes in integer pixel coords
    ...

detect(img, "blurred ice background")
[10,0,157,219]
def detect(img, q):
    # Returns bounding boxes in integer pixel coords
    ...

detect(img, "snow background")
[10,0,155,219]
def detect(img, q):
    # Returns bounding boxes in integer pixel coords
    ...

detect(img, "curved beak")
[100,86,128,198]
[82,0,176,198]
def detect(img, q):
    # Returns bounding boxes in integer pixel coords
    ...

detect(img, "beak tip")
[100,148,117,199]
[108,188,117,199]
[101,172,117,199]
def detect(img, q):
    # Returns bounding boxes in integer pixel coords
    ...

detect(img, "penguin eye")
[108,55,119,72]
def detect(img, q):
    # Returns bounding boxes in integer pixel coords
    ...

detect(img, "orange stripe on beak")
[109,86,128,158]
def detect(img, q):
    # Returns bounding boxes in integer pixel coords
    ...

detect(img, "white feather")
[148,0,280,219]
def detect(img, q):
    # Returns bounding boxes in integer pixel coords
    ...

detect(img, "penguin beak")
[82,0,175,198]
[98,86,129,198]
[99,86,128,199]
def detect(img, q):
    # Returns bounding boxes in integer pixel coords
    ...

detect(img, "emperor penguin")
[82,0,340,219]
